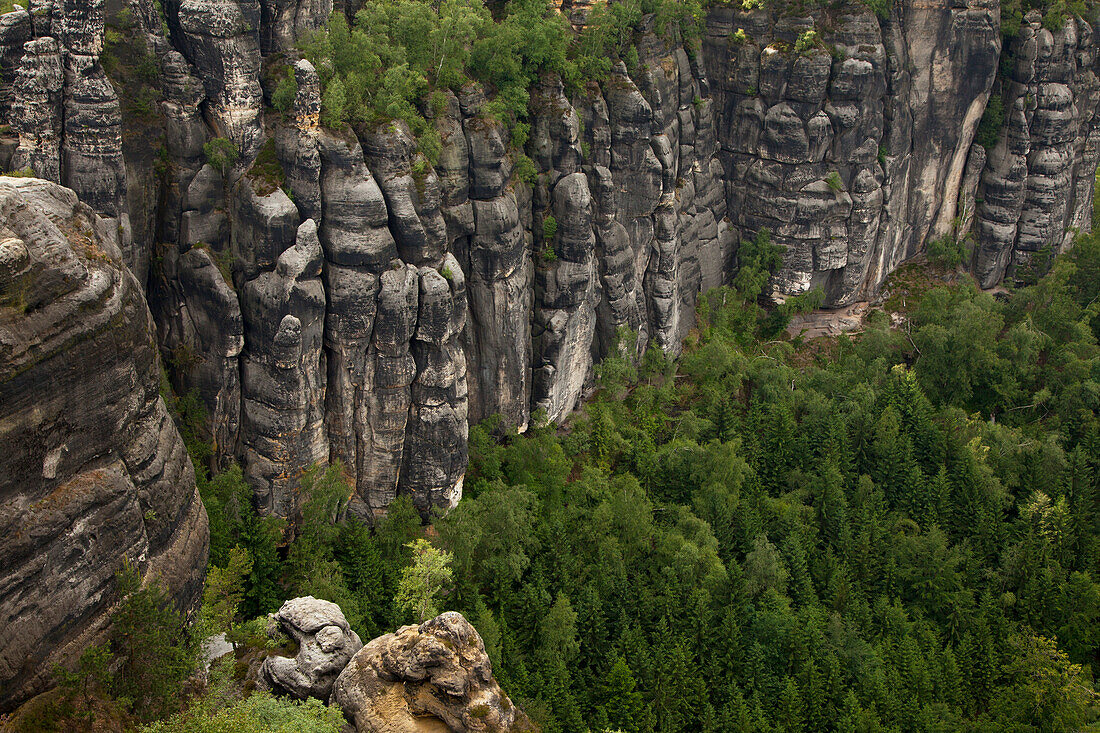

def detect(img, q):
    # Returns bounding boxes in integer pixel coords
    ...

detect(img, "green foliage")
[927,233,966,269]
[1043,0,1071,29]
[109,562,200,721]
[272,69,298,113]
[539,243,559,264]
[429,219,1100,731]
[542,214,559,242]
[199,546,253,647]
[779,286,825,317]
[825,170,843,192]
[203,137,239,177]
[864,0,892,19]
[284,463,370,630]
[976,93,1004,149]
[396,538,454,622]
[246,138,285,196]
[195,462,285,619]
[992,634,1097,731]
[794,29,818,55]
[299,1,506,156]
[141,692,345,733]
[101,9,163,126]
[514,153,538,185]
[732,228,784,303]
[149,188,1100,732]
[301,0,705,162]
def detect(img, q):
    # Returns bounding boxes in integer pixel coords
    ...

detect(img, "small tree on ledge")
[396,538,453,623]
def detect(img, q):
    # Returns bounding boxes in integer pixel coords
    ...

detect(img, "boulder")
[258,596,363,702]
[332,612,534,733]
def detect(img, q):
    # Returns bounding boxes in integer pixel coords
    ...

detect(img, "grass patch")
[246,139,285,197]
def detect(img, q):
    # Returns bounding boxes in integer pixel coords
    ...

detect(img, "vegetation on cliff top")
[297,0,707,160]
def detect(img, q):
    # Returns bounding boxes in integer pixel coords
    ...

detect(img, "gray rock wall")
[2,0,1097,523]
[0,177,209,711]
[704,1,1002,306]
[972,10,1100,285]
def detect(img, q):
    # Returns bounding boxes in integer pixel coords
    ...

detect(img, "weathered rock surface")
[258,596,362,701]
[0,177,208,711]
[2,1,1100,712]
[1,0,1096,526]
[704,2,1001,305]
[171,0,264,158]
[972,11,1100,285]
[332,611,533,733]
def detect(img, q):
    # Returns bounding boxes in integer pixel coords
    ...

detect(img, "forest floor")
[785,256,979,360]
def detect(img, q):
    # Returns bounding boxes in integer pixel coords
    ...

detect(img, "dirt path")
[785,301,872,339]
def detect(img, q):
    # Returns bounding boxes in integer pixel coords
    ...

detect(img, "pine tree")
[333,519,387,637]
[109,563,199,721]
[200,545,252,646]
[837,689,864,732]
[939,645,964,710]
[601,656,645,733]
[235,492,283,619]
[774,676,805,732]
[800,661,826,732]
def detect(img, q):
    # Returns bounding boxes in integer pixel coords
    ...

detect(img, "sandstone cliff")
[0,177,209,711]
[332,611,534,733]
[0,0,1095,523]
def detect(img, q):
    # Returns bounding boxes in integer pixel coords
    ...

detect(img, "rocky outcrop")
[0,0,1093,524]
[972,11,1100,285]
[171,0,264,158]
[704,2,1001,305]
[450,87,532,430]
[258,596,362,701]
[10,36,63,183]
[332,611,534,733]
[5,0,131,274]
[239,217,328,516]
[0,177,208,711]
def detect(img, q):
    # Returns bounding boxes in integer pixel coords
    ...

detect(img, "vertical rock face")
[1,0,1093,527]
[704,1,1002,306]
[456,89,533,430]
[240,218,328,516]
[5,0,1098,717]
[973,11,1100,285]
[5,0,130,267]
[0,177,208,712]
[10,36,63,182]
[172,0,264,158]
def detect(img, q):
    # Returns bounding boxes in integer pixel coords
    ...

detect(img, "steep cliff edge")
[0,0,1095,522]
[0,177,209,711]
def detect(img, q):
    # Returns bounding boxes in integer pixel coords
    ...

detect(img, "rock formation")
[0,0,1096,525]
[258,596,363,701]
[332,611,534,733]
[972,10,1100,285]
[0,177,209,711]
[1,0,1099,717]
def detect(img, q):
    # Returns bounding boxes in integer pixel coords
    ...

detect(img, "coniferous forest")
[20,221,1100,733]
[7,0,1100,728]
